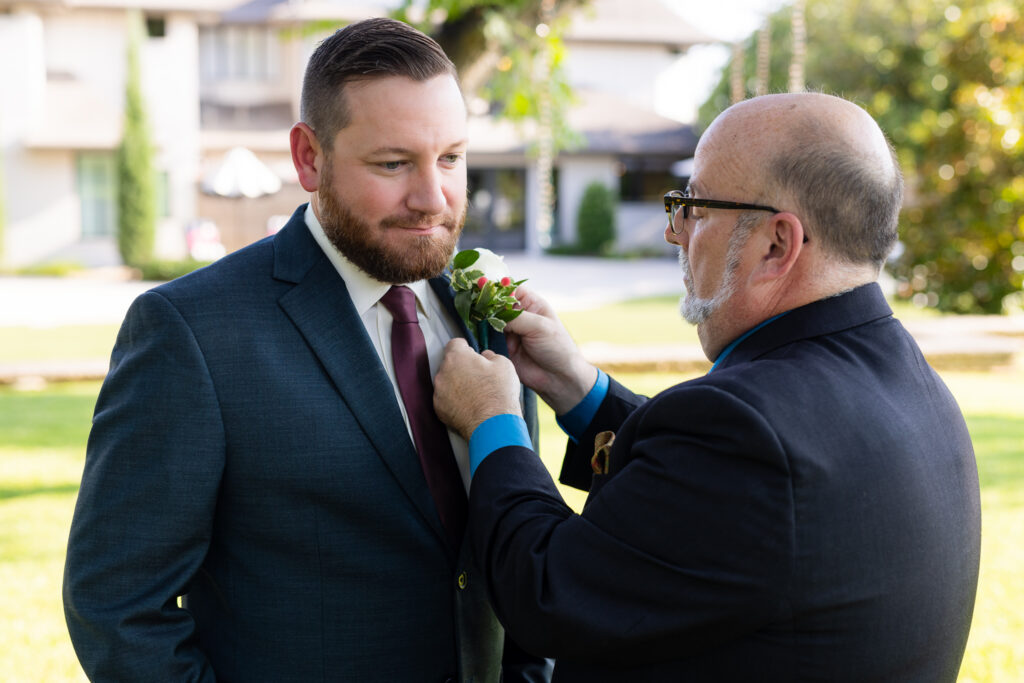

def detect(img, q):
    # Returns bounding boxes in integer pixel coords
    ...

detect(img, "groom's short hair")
[300,17,459,153]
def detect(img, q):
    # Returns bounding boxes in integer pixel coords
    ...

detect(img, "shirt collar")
[709,312,788,373]
[304,203,433,317]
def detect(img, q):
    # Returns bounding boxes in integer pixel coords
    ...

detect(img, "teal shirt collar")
[709,312,788,373]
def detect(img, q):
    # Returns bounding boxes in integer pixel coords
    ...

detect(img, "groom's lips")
[385,218,455,236]
[398,224,444,234]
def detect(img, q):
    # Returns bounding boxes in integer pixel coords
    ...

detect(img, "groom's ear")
[290,123,321,192]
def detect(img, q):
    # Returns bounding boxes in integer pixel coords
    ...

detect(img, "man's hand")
[505,286,599,415]
[434,338,523,441]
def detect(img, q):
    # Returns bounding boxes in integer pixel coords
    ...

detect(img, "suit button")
[457,571,468,590]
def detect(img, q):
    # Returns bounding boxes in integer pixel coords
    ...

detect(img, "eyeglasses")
[664,190,780,235]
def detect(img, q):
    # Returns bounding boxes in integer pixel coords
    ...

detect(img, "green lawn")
[0,325,120,363]
[1,301,1020,680]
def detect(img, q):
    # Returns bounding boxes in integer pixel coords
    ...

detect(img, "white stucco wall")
[0,10,67,266]
[564,43,679,112]
[617,202,675,255]
[6,148,82,266]
[45,9,128,104]
[1,6,206,265]
[147,13,201,259]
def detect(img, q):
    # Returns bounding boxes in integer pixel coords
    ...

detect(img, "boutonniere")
[449,248,527,350]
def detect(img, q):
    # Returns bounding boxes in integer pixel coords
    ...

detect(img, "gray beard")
[677,212,761,325]
[677,236,746,325]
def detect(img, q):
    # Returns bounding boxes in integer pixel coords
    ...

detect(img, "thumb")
[505,309,547,338]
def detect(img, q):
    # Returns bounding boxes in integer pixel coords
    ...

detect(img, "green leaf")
[454,290,473,325]
[474,280,497,311]
[452,249,480,270]
[495,308,523,322]
[486,317,507,332]
[452,270,473,291]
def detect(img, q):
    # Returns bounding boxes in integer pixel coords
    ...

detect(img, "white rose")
[471,248,511,281]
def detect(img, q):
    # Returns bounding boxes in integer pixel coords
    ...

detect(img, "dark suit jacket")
[63,205,549,682]
[470,283,981,681]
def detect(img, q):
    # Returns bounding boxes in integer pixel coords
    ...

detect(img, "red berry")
[500,277,511,287]
[477,276,488,288]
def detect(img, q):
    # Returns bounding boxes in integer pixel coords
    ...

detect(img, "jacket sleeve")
[470,383,794,664]
[499,386,555,681]
[558,375,646,491]
[63,291,222,681]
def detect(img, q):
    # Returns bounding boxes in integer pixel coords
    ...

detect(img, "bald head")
[702,93,903,268]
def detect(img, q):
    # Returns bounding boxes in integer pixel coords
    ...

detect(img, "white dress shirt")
[304,205,471,490]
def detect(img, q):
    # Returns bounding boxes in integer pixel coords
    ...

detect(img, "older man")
[434,93,980,681]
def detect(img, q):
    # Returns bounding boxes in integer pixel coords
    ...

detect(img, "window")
[77,153,117,238]
[199,25,280,82]
[145,16,166,39]
[462,168,528,251]
[618,158,681,203]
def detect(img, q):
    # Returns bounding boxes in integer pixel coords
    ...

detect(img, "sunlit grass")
[0,382,94,683]
[0,325,119,363]
[559,295,699,346]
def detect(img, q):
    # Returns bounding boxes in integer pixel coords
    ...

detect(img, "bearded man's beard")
[317,162,466,284]
[678,246,739,325]
[677,212,760,325]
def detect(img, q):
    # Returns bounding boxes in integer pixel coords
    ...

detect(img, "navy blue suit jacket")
[470,284,980,681]
[64,205,548,682]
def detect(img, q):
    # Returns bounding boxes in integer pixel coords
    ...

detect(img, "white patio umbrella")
[201,146,282,199]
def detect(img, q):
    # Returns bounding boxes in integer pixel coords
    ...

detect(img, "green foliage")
[394,0,587,154]
[575,181,617,254]
[449,249,525,334]
[137,258,213,282]
[116,10,156,269]
[698,0,1024,314]
[13,261,83,277]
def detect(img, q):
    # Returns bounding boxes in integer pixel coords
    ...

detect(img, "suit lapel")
[274,213,448,548]
[430,276,480,352]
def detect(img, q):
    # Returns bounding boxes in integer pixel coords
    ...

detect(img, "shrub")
[575,181,617,255]
[116,10,156,269]
[138,259,213,282]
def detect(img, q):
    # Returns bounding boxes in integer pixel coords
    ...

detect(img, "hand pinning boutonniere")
[449,248,527,350]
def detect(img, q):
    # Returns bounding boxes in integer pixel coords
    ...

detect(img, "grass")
[0,299,1021,681]
[0,325,120,363]
[560,295,699,346]
[0,382,95,682]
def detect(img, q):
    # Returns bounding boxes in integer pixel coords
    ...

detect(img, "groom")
[63,18,547,682]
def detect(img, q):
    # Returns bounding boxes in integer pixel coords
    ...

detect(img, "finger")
[512,285,550,315]
[444,337,472,354]
[505,309,547,337]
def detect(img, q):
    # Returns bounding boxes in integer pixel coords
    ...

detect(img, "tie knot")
[380,285,419,323]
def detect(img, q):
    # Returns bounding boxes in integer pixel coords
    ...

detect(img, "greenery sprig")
[449,248,526,348]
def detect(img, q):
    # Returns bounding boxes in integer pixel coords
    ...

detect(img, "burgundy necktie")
[379,286,467,546]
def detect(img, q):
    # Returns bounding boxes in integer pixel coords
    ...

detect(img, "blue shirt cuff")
[469,413,533,478]
[555,369,609,443]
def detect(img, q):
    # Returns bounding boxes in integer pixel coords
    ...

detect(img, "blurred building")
[0,0,709,267]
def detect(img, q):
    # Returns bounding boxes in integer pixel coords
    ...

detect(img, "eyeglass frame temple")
[662,191,806,242]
